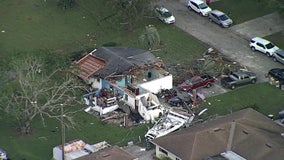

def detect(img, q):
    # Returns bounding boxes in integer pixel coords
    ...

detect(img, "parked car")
[0,148,8,160]
[179,74,215,91]
[272,49,284,64]
[274,109,284,127]
[221,70,257,90]
[168,96,184,107]
[249,37,279,56]
[279,109,284,119]
[208,10,233,27]
[267,68,284,85]
[187,0,212,16]
[154,6,175,24]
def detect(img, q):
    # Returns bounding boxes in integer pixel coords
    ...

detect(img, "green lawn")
[0,109,149,160]
[210,0,277,24]
[0,0,143,56]
[200,83,284,118]
[265,31,284,48]
[153,26,208,65]
[0,0,207,69]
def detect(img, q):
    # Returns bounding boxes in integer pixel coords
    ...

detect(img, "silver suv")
[273,49,284,64]
[208,10,233,27]
[249,37,279,56]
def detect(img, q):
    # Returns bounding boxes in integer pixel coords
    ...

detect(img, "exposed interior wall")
[87,77,102,89]
[123,93,137,110]
[139,75,173,94]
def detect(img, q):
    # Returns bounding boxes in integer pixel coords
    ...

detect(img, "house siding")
[139,74,173,94]
[155,145,180,160]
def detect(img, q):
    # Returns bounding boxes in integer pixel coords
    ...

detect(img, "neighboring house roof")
[90,47,159,78]
[73,54,106,80]
[151,108,284,160]
[76,145,136,160]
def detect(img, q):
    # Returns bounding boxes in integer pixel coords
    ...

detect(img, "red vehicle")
[179,74,215,91]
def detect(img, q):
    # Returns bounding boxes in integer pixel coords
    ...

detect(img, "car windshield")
[231,73,239,79]
[276,49,284,58]
[162,11,172,17]
[185,80,193,86]
[266,43,275,49]
[219,14,229,21]
[199,3,208,9]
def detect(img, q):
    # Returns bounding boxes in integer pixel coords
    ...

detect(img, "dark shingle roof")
[152,108,284,160]
[90,47,158,78]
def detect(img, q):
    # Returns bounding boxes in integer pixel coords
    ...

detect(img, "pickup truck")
[179,74,215,91]
[221,70,257,89]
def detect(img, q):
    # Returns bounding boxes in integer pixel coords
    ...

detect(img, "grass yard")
[265,31,284,48]
[0,0,207,69]
[152,25,208,65]
[210,0,277,24]
[0,0,143,57]
[0,108,149,160]
[200,83,284,118]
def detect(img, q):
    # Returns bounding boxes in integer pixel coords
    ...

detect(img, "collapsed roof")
[74,47,160,79]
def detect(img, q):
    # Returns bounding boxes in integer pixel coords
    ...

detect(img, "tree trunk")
[20,120,31,134]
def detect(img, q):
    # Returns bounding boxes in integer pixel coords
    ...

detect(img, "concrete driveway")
[158,0,284,83]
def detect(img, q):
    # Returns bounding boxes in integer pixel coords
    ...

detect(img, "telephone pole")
[61,103,65,160]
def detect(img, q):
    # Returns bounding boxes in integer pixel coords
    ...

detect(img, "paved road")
[158,0,284,83]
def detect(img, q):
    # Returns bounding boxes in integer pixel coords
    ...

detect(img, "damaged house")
[73,47,173,122]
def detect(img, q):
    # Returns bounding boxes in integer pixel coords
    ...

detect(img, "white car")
[249,37,279,56]
[154,6,175,24]
[187,0,212,16]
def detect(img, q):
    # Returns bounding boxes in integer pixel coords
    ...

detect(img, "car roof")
[190,76,202,82]
[269,68,284,78]
[190,0,205,5]
[269,68,284,74]
[160,7,169,12]
[251,37,271,45]
[210,10,225,16]
[233,71,247,76]
[275,49,284,55]
[156,6,168,11]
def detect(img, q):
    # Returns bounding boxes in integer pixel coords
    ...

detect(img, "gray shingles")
[91,47,158,78]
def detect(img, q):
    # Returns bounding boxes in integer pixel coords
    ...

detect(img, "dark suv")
[267,68,284,90]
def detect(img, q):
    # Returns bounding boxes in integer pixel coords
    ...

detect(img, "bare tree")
[110,0,151,31]
[1,56,87,134]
